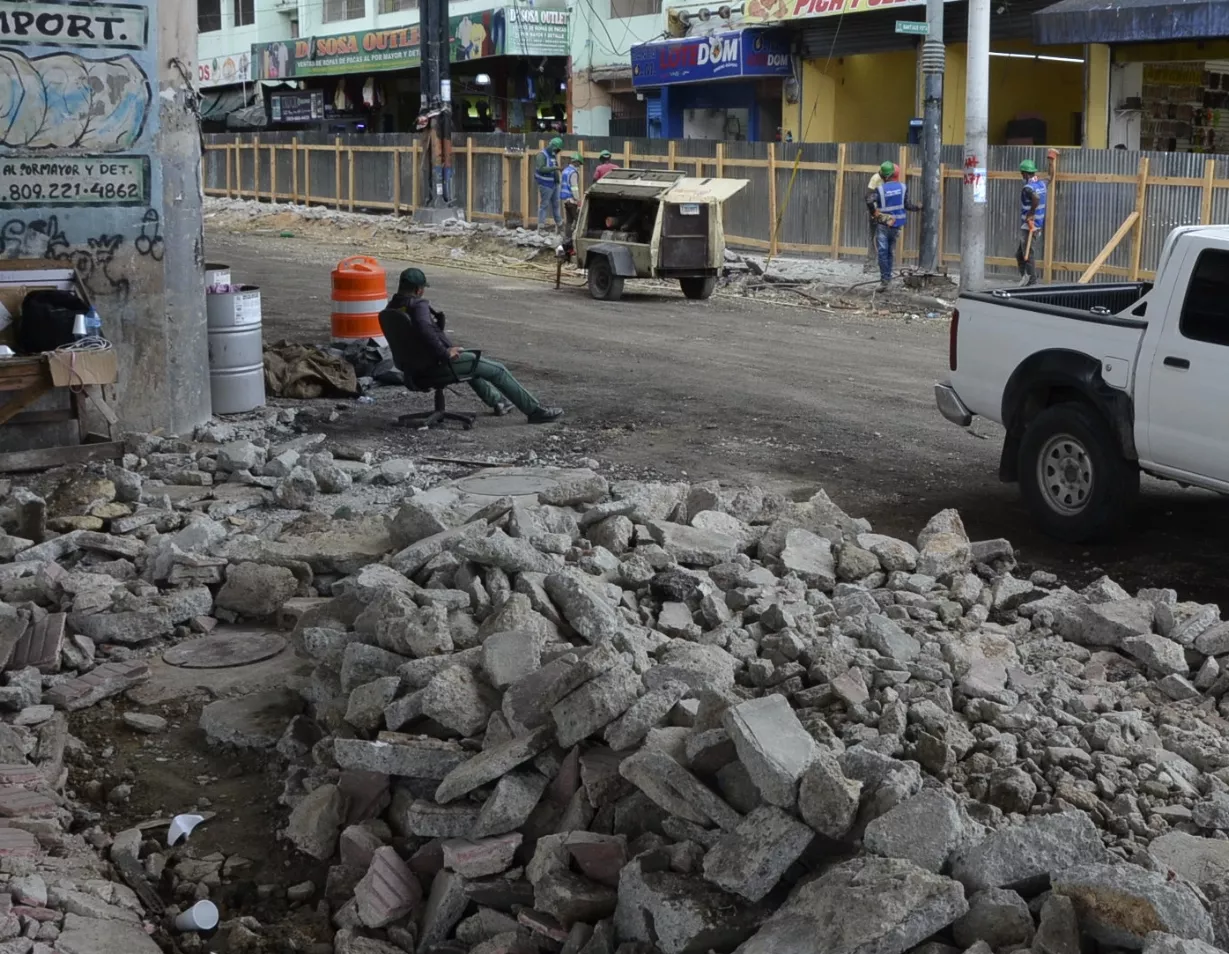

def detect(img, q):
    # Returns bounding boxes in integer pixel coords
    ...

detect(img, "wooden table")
[0,355,123,472]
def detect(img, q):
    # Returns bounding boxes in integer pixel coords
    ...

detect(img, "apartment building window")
[199,0,222,32]
[234,0,255,26]
[610,0,661,17]
[323,0,366,21]
[379,0,417,11]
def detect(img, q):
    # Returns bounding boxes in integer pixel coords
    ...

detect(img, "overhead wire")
[766,0,851,270]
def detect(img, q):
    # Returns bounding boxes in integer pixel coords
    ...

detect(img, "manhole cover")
[452,472,562,497]
[163,632,287,669]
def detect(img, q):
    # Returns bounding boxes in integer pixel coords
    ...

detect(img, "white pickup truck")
[935,225,1229,543]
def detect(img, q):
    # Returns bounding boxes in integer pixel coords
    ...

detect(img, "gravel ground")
[208,227,1229,607]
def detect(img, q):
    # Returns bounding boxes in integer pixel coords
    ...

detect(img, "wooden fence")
[201,135,1229,281]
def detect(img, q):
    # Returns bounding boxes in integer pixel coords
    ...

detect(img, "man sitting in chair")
[388,268,564,424]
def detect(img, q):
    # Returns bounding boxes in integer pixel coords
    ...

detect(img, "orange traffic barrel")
[331,256,387,341]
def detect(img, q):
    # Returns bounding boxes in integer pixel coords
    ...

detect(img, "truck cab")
[936,226,1229,542]
[572,169,748,302]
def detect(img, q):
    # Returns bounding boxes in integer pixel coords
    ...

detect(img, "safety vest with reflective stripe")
[1022,177,1047,230]
[561,165,579,201]
[877,180,907,229]
[534,148,558,187]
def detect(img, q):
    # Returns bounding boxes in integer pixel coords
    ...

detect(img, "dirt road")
[211,230,1229,605]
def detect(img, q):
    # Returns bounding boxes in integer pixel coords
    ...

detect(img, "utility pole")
[918,0,944,274]
[959,0,989,292]
[417,0,455,221]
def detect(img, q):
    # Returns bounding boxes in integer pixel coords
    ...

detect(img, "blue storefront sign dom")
[630,29,792,87]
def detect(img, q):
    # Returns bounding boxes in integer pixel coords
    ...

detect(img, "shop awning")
[1033,0,1229,45]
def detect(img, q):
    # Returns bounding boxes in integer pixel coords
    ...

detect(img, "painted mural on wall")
[0,0,159,306]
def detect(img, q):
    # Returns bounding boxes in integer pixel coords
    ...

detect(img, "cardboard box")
[46,349,117,388]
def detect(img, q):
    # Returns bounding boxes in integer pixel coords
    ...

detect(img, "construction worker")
[388,268,564,423]
[534,136,564,232]
[561,153,582,238]
[866,161,920,290]
[1017,159,1047,286]
[864,161,890,273]
[594,150,619,182]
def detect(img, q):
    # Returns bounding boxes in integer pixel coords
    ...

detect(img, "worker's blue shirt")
[877,180,907,229]
[1022,177,1047,229]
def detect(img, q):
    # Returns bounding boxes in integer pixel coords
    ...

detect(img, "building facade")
[198,0,571,135]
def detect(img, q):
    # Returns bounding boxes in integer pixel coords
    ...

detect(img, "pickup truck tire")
[680,277,717,300]
[587,258,624,301]
[1018,402,1139,543]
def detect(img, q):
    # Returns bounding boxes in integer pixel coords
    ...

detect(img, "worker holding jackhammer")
[1016,159,1047,286]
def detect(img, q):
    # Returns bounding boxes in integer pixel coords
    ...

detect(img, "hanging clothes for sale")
[362,78,375,107]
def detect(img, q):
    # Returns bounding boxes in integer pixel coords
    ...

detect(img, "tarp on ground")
[263,341,359,399]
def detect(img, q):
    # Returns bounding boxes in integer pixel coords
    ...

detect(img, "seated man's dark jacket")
[389,293,453,377]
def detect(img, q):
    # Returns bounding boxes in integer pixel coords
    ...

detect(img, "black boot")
[528,406,564,424]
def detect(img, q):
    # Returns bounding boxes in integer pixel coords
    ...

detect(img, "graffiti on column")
[0,49,151,151]
[0,0,157,304]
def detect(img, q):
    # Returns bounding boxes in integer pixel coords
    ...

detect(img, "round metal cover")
[163,632,287,669]
[452,472,562,498]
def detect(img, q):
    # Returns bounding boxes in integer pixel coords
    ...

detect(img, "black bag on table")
[17,290,87,354]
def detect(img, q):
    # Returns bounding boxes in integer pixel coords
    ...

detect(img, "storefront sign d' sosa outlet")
[251,6,568,80]
[745,0,940,23]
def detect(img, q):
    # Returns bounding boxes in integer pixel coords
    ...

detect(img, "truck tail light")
[949,308,959,371]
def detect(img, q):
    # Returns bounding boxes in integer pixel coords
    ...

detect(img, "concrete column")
[0,0,210,436]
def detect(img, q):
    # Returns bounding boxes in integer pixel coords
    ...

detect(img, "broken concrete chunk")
[1052,863,1214,948]
[723,695,819,808]
[355,846,422,928]
[950,811,1109,893]
[553,663,643,749]
[702,806,814,902]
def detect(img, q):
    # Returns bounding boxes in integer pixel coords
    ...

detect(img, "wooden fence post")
[393,149,401,215]
[225,142,233,198]
[334,137,343,210]
[502,154,511,225]
[624,140,632,169]
[898,144,909,251]
[269,145,277,202]
[348,148,356,212]
[1201,158,1216,224]
[466,137,474,222]
[527,142,540,227]
[1129,155,1149,281]
[291,138,299,203]
[831,142,846,260]
[304,146,312,207]
[252,135,260,201]
[716,142,725,178]
[767,143,778,257]
[668,139,677,171]
[937,162,946,267]
[411,140,420,213]
[1044,151,1059,283]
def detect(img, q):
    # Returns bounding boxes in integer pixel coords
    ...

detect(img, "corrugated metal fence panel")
[777,142,839,250]
[1141,151,1209,273]
[722,141,771,245]
[1210,158,1229,229]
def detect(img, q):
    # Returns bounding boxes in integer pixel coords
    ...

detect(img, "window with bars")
[323,0,366,21]
[199,0,222,32]
[234,0,255,26]
[378,0,417,12]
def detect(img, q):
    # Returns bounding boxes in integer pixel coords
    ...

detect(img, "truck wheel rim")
[1038,433,1093,515]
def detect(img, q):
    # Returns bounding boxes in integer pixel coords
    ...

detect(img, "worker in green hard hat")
[866,161,920,290]
[1016,159,1047,286]
[560,153,583,239]
[534,136,565,233]
[863,160,897,274]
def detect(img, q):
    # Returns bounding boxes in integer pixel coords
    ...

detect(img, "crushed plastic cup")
[167,813,206,846]
[174,900,219,932]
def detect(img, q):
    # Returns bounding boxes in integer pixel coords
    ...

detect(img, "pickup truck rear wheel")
[1018,402,1139,543]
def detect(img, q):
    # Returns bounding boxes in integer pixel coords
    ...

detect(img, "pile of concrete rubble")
[5,428,1229,954]
[268,473,1229,954]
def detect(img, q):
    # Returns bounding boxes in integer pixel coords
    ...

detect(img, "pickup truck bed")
[964,282,1152,316]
